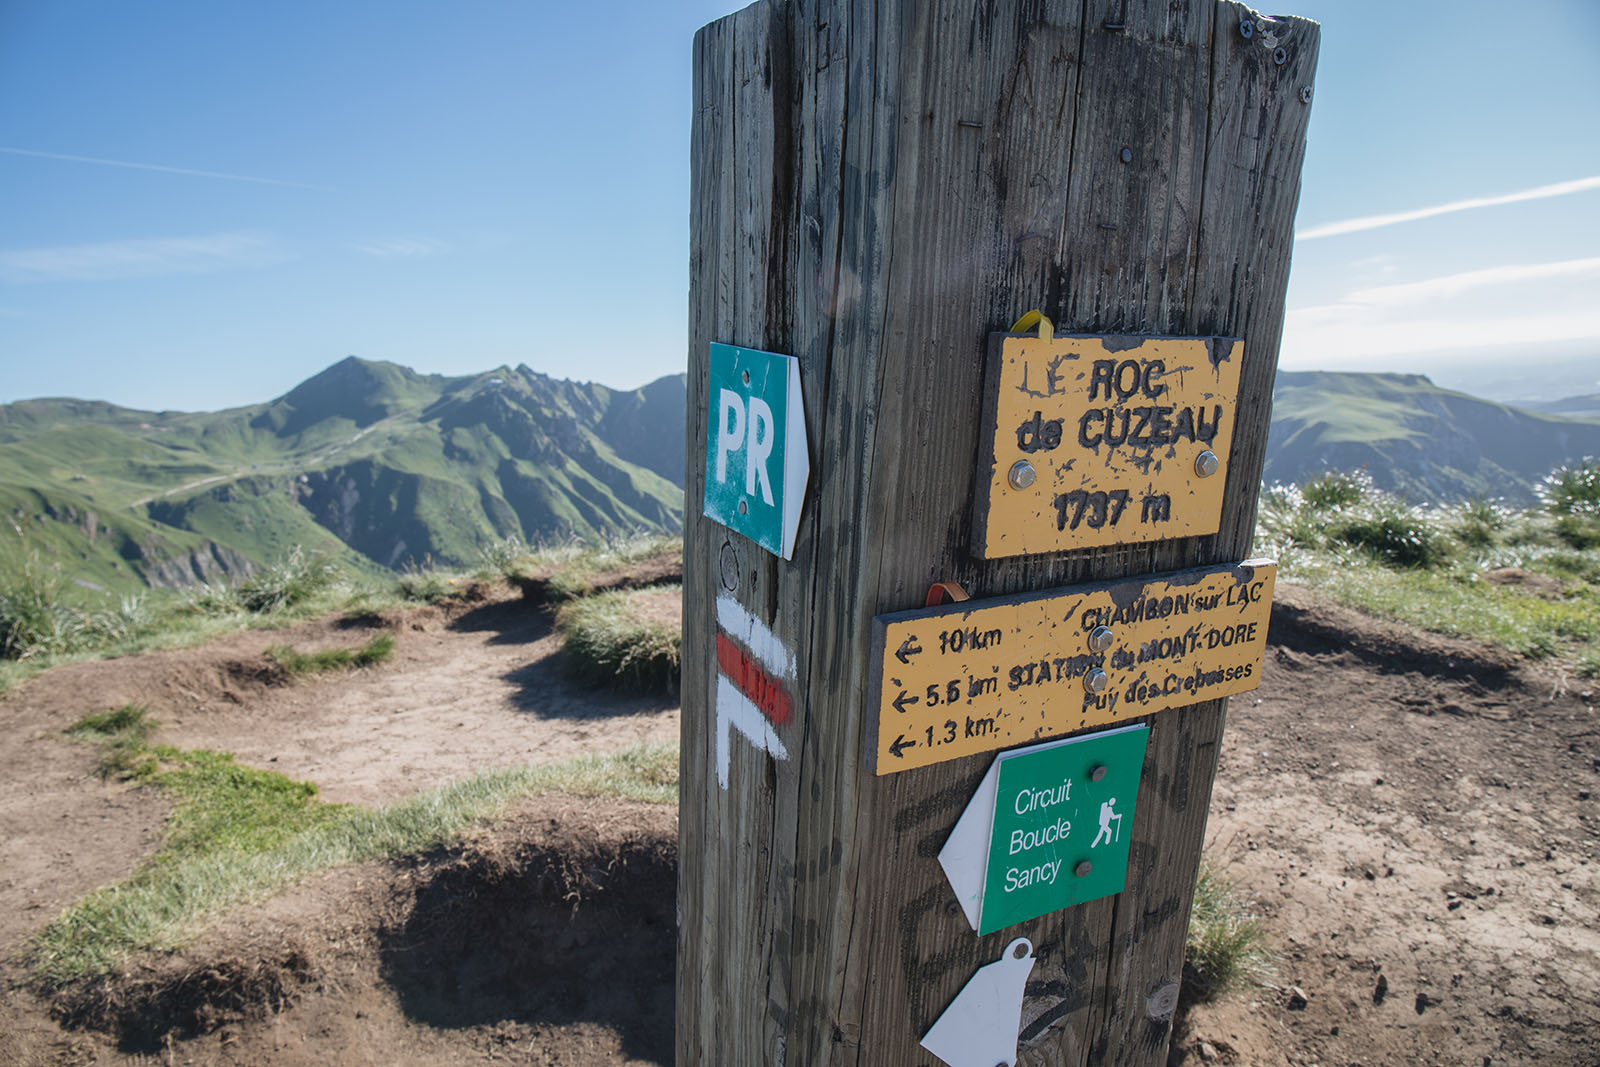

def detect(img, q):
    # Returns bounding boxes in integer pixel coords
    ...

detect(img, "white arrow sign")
[921,937,1036,1067]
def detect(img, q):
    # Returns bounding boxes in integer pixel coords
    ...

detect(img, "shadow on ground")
[378,824,677,1065]
[447,599,554,648]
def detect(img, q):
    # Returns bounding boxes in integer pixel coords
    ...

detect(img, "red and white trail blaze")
[712,594,794,789]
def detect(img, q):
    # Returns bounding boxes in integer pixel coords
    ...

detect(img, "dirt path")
[1174,584,1600,1066]
[1,583,1596,1065]
[0,585,679,960]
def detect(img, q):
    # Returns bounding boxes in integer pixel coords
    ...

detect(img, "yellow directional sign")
[869,561,1275,774]
[972,329,1243,558]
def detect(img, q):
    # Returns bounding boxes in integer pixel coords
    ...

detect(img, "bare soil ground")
[0,581,1595,1065]
[1172,585,1600,1067]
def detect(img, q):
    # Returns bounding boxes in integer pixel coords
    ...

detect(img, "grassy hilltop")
[1266,371,1600,504]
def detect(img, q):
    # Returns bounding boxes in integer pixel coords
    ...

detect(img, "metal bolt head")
[1300,85,1314,104]
[1087,625,1115,653]
[1119,146,1133,164]
[1075,860,1094,878]
[1089,764,1108,783]
[1083,667,1109,696]
[738,499,749,515]
[1239,18,1254,38]
[1008,459,1037,490]
[1273,46,1288,65]
[1194,449,1220,478]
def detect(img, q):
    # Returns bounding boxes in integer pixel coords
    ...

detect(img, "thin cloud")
[1346,257,1600,307]
[0,146,332,191]
[0,231,289,283]
[1281,254,1600,367]
[1297,175,1600,240]
[1281,309,1600,364]
[353,237,446,258]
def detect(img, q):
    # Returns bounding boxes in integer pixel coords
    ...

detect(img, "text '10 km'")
[869,560,1276,773]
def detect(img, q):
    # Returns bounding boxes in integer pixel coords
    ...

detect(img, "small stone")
[1198,1040,1220,1062]
[1287,986,1309,1010]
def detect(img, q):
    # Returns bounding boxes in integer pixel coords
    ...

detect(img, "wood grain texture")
[680,3,1318,1064]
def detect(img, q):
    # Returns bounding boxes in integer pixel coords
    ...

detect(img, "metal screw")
[1087,625,1114,653]
[1075,860,1093,877]
[1300,85,1314,104]
[1008,460,1037,490]
[1089,764,1108,783]
[1119,146,1133,164]
[1194,449,1220,478]
[738,499,749,515]
[742,369,751,385]
[1083,667,1109,696]
[1239,18,1254,38]
[1273,46,1288,65]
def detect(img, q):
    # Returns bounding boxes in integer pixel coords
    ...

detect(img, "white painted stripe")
[715,594,795,679]
[715,675,790,790]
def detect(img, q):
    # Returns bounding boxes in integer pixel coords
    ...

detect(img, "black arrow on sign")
[892,690,920,714]
[889,734,917,759]
[895,636,924,665]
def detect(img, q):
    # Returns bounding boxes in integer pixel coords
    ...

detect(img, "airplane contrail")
[0,146,332,191]
[1298,175,1600,240]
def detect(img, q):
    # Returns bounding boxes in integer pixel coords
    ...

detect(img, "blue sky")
[1,0,1597,411]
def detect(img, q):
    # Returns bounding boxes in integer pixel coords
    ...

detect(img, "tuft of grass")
[395,562,458,604]
[234,546,340,614]
[1299,469,1371,509]
[543,534,682,602]
[555,584,682,694]
[69,705,158,780]
[475,536,532,578]
[33,737,679,985]
[1324,500,1452,569]
[268,632,396,676]
[1256,467,1600,673]
[1554,514,1600,550]
[0,556,86,661]
[1578,648,1600,680]
[1184,863,1275,1000]
[1449,498,1509,551]
[1539,457,1600,517]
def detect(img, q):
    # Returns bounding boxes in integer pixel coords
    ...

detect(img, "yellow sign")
[972,330,1243,558]
[869,561,1275,774]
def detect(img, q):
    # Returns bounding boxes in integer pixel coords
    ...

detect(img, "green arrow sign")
[939,724,1148,935]
[702,342,809,559]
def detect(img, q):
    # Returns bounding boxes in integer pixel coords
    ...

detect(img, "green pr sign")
[702,342,809,560]
[939,724,1148,935]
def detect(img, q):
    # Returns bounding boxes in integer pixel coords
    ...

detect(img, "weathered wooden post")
[680,2,1318,1064]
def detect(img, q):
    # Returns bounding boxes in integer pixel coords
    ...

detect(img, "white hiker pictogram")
[1091,797,1123,848]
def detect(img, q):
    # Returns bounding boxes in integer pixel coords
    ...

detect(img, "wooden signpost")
[680,2,1318,1064]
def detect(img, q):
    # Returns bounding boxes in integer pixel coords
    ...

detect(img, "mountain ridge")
[1265,370,1600,503]
[0,358,688,594]
[6,360,1598,597]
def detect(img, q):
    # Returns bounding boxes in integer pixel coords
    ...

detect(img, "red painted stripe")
[716,632,793,727]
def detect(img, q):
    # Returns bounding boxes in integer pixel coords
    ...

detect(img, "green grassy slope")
[1265,372,1600,504]
[1,359,685,595]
